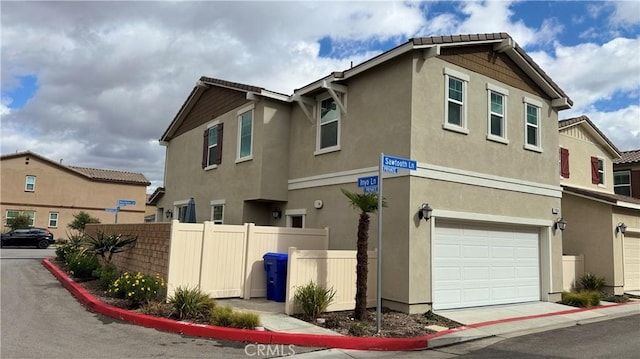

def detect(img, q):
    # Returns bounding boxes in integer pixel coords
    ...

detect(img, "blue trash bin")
[263,252,288,302]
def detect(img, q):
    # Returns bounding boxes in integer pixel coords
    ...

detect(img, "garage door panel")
[624,234,640,291]
[434,221,540,310]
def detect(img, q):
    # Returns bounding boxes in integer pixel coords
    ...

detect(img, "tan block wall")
[85,223,171,281]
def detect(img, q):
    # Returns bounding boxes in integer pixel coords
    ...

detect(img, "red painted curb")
[41,258,639,351]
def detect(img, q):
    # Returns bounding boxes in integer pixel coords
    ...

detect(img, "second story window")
[486,84,509,144]
[591,157,605,185]
[316,96,340,152]
[49,212,59,228]
[614,171,631,196]
[25,175,36,192]
[237,106,254,162]
[202,122,224,168]
[523,97,543,152]
[443,68,469,134]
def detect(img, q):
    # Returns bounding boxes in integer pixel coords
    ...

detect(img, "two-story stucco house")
[558,116,640,295]
[1,151,150,240]
[155,33,574,312]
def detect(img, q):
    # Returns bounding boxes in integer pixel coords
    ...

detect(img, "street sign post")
[104,208,118,213]
[118,199,136,207]
[376,153,417,333]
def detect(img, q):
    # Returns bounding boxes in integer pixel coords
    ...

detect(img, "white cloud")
[584,105,640,151]
[609,0,640,27]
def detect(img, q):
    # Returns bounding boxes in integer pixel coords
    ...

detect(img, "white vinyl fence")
[285,246,377,315]
[166,221,328,299]
[562,254,584,291]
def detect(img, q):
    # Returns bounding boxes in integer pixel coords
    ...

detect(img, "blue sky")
[1,1,639,191]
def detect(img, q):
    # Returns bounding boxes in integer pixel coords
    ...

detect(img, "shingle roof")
[0,151,150,186]
[199,76,264,93]
[614,149,640,164]
[559,115,621,156]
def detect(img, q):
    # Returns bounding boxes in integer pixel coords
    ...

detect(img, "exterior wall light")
[617,222,627,235]
[554,218,567,231]
[165,209,173,219]
[272,208,282,220]
[418,203,433,221]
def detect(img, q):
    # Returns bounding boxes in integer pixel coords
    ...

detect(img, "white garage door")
[623,233,640,292]
[433,221,540,310]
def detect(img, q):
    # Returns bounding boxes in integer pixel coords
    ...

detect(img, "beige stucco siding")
[559,127,615,193]
[412,56,560,185]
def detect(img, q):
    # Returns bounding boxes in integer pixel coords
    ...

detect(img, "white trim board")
[433,210,553,227]
[288,162,562,198]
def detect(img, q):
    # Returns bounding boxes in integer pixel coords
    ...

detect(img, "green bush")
[66,252,100,279]
[580,273,606,291]
[348,322,369,337]
[560,291,601,307]
[83,230,137,266]
[56,232,86,262]
[210,306,234,327]
[168,286,216,321]
[139,301,173,318]
[293,281,337,321]
[230,311,261,329]
[108,272,165,305]
[601,293,630,303]
[93,264,122,290]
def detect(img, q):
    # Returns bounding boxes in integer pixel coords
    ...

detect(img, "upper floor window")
[560,147,570,178]
[202,122,224,169]
[443,68,469,134]
[25,175,36,192]
[613,171,631,196]
[591,157,605,185]
[523,97,542,152]
[48,212,59,228]
[237,105,254,162]
[486,84,509,144]
[316,95,340,152]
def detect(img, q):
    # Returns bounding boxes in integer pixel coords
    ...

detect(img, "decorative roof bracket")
[321,80,348,115]
[292,94,315,124]
[422,45,440,59]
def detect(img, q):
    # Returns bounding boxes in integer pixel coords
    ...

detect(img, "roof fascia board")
[617,201,640,210]
[160,85,206,141]
[246,90,291,103]
[563,189,615,206]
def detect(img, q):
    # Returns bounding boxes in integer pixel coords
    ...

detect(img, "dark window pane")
[527,126,537,146]
[320,121,338,148]
[448,102,462,126]
[490,115,502,136]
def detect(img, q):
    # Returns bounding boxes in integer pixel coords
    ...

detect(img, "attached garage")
[623,233,640,292]
[433,221,541,310]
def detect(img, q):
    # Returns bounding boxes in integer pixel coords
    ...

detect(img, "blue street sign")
[118,199,136,206]
[363,186,378,193]
[105,208,118,213]
[358,175,379,188]
[383,165,398,174]
[383,155,417,171]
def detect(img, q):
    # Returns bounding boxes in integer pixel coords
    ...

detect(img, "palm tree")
[341,188,386,320]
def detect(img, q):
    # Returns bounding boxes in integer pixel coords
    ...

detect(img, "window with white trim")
[486,84,509,143]
[316,95,340,152]
[202,122,223,169]
[285,209,306,228]
[5,210,35,226]
[49,212,59,228]
[523,97,542,152]
[597,158,605,185]
[210,200,225,224]
[614,171,631,196]
[443,68,469,134]
[236,105,254,162]
[25,175,36,192]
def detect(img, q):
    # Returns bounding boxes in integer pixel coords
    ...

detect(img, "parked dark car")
[1,228,55,249]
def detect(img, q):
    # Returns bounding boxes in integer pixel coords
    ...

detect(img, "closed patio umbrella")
[185,197,196,223]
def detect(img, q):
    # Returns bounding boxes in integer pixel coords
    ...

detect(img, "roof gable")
[0,151,150,186]
[559,115,621,158]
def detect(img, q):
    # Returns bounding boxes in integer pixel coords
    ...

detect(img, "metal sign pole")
[376,152,384,333]
[115,206,120,224]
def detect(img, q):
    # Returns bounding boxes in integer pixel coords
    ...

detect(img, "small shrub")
[56,232,86,262]
[601,293,630,303]
[348,322,369,337]
[168,286,216,321]
[93,264,121,290]
[66,252,100,279]
[560,291,600,307]
[230,311,261,329]
[108,272,165,305]
[210,306,234,327]
[580,273,606,291]
[84,230,137,266]
[140,301,173,318]
[293,281,337,321]
[324,316,341,329]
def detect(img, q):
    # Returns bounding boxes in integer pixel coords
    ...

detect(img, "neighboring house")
[156,33,573,313]
[558,116,640,295]
[0,151,150,240]
[613,149,640,199]
[144,194,157,222]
